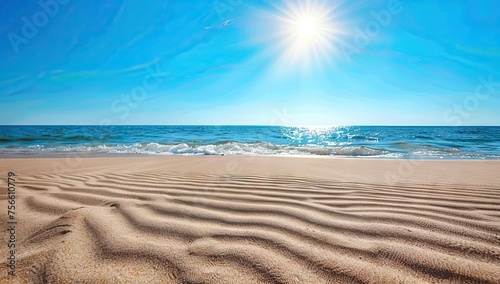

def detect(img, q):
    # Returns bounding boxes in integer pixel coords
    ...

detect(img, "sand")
[1,156,499,283]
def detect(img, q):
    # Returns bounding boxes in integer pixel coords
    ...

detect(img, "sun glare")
[295,16,321,39]
[246,1,345,71]
[274,1,341,67]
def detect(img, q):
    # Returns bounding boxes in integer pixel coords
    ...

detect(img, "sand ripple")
[1,171,500,283]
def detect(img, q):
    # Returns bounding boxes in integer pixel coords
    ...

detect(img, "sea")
[1,125,499,159]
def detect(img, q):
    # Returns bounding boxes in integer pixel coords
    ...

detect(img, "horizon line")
[1,124,500,127]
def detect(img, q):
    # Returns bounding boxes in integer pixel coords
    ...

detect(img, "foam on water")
[1,141,497,159]
[1,126,499,159]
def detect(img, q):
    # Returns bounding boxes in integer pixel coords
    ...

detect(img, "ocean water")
[1,125,499,159]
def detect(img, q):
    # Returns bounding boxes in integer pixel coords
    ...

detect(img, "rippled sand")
[1,156,499,283]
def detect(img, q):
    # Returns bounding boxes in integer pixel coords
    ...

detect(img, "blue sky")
[1,0,499,125]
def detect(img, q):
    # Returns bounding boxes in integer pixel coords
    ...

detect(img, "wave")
[0,142,389,156]
[1,142,498,159]
[2,126,499,159]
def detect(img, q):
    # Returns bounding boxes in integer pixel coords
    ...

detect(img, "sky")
[0,0,499,126]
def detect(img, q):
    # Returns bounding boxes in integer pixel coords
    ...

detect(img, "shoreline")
[1,151,499,160]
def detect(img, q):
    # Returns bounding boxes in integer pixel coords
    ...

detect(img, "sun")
[295,16,321,39]
[289,13,329,54]
[244,1,346,70]
[274,1,341,66]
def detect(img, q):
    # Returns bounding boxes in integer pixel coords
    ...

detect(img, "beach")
[1,156,499,283]
[2,0,499,282]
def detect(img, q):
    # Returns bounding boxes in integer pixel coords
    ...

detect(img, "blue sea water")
[1,125,499,159]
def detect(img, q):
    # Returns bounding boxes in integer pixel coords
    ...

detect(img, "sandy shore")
[1,156,499,283]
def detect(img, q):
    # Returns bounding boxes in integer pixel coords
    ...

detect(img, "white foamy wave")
[1,142,395,157]
[6,142,494,158]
